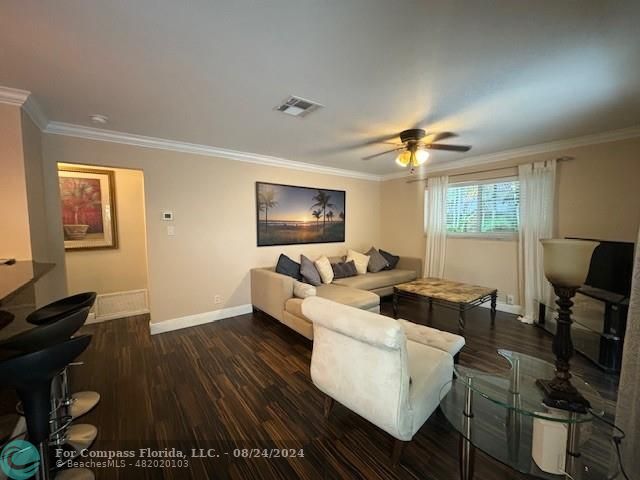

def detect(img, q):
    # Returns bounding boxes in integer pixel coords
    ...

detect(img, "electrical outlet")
[506,294,515,305]
[214,295,223,305]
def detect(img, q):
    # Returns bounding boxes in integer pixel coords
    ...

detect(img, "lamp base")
[536,378,590,414]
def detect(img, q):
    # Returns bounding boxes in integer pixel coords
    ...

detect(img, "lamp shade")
[414,149,429,166]
[540,239,599,287]
[395,151,411,167]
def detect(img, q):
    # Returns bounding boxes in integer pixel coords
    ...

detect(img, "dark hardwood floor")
[1,298,620,479]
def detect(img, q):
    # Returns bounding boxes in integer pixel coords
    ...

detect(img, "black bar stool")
[26,293,100,423]
[26,292,97,326]
[0,307,90,353]
[0,335,94,480]
[0,307,98,455]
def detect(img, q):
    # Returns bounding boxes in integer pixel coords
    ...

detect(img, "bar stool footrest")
[70,392,100,419]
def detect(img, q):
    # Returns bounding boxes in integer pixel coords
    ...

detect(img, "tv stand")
[537,287,628,373]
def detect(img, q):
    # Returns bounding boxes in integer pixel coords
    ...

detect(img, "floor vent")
[275,95,323,117]
[88,289,149,323]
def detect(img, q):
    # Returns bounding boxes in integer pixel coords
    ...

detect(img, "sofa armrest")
[396,256,423,277]
[398,319,465,357]
[250,268,294,321]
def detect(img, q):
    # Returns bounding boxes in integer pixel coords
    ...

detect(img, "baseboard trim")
[149,304,253,335]
[479,300,522,315]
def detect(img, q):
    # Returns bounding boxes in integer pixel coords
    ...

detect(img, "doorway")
[57,163,149,323]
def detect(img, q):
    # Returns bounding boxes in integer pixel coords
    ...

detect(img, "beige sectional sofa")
[250,255,422,339]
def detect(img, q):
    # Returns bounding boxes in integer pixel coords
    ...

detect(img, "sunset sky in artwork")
[257,184,345,222]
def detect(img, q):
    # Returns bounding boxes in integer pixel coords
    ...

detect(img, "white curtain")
[615,227,640,474]
[518,160,556,324]
[424,175,449,278]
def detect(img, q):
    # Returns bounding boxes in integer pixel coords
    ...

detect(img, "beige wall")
[60,164,149,296]
[444,238,519,303]
[22,111,50,262]
[21,111,68,305]
[381,136,640,305]
[43,134,382,323]
[556,139,640,242]
[0,105,66,305]
[0,103,31,260]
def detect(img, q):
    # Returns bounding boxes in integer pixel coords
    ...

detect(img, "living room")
[1,1,639,479]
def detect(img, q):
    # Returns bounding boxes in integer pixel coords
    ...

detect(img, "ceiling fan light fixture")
[413,148,429,166]
[395,150,411,167]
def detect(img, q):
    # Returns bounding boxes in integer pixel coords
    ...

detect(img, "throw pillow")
[293,281,316,299]
[346,249,370,275]
[314,256,334,284]
[379,249,400,270]
[275,254,301,280]
[366,247,389,273]
[331,260,358,279]
[300,255,322,286]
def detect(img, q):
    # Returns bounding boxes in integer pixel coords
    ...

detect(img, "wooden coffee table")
[393,278,497,334]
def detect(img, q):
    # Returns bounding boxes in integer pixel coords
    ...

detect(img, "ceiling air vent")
[275,95,324,117]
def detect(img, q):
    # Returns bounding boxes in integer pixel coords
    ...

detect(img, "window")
[446,179,520,236]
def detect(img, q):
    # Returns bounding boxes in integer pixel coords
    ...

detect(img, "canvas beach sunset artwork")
[256,182,346,246]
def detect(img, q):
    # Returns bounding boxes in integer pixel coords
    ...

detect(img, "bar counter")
[0,261,55,340]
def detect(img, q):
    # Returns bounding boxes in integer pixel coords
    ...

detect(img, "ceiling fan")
[362,129,471,171]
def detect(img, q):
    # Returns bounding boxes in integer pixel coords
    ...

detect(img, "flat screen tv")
[568,238,635,297]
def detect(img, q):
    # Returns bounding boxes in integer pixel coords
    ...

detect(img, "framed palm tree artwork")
[58,166,118,250]
[256,182,346,246]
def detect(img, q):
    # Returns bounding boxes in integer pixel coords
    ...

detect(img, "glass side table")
[439,350,619,480]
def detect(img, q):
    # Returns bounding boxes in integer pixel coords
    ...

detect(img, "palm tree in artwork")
[310,190,335,233]
[258,188,278,232]
[339,211,345,222]
[326,211,335,223]
[312,210,322,229]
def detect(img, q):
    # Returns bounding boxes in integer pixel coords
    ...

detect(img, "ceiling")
[1,0,639,176]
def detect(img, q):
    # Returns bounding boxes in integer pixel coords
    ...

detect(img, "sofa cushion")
[332,269,417,291]
[284,298,307,319]
[316,284,380,310]
[314,256,334,284]
[398,319,465,357]
[275,254,301,280]
[293,281,316,299]
[379,249,400,270]
[331,260,358,279]
[300,255,322,286]
[346,249,370,275]
[285,284,380,320]
[366,247,389,273]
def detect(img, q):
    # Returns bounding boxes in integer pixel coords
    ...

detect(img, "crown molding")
[380,124,640,181]
[0,86,31,106]
[44,121,382,181]
[8,84,639,183]
[22,95,49,130]
[0,86,49,131]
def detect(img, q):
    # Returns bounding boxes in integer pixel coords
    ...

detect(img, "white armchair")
[301,296,455,464]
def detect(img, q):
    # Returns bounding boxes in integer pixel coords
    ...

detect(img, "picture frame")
[256,182,346,247]
[58,166,118,250]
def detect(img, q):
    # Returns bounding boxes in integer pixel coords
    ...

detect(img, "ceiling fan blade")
[362,147,404,160]
[315,134,400,155]
[426,143,471,152]
[425,132,457,142]
[362,133,401,145]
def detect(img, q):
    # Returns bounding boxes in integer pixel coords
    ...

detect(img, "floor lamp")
[536,238,599,413]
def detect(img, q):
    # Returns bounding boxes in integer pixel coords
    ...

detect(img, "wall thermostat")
[162,211,174,221]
